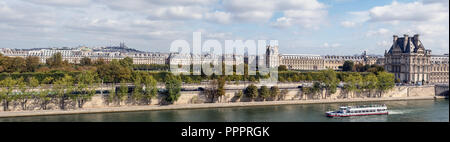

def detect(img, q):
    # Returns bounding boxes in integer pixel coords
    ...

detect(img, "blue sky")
[0,0,448,55]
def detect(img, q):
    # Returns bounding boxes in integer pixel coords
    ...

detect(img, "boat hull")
[326,112,389,117]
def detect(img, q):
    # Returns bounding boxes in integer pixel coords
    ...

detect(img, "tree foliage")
[244,84,258,101]
[259,85,270,101]
[270,86,280,100]
[164,74,182,104]
[377,72,395,93]
[342,61,354,72]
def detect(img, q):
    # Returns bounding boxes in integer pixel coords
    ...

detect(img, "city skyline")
[0,0,449,55]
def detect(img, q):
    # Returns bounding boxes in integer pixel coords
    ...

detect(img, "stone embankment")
[0,84,444,118]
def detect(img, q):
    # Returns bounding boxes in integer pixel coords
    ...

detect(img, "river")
[0,99,448,122]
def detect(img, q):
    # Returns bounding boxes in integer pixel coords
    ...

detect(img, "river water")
[0,99,448,122]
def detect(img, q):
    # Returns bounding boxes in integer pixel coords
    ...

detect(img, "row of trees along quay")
[0,53,395,111]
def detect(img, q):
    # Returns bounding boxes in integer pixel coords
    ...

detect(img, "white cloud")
[222,0,328,28]
[271,0,328,29]
[377,40,391,47]
[204,11,232,24]
[340,21,356,28]
[271,17,293,28]
[368,1,448,23]
[366,28,390,37]
[23,0,92,7]
[422,0,449,5]
[234,11,273,22]
[98,0,213,20]
[274,9,327,29]
[348,0,449,54]
[0,0,190,51]
[151,6,205,20]
[323,42,341,48]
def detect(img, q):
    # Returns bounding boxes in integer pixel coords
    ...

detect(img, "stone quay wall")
[0,84,439,112]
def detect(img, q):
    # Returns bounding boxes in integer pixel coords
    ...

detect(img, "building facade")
[280,54,324,71]
[279,52,380,71]
[0,44,169,65]
[384,34,437,84]
[430,54,449,84]
[1,44,383,72]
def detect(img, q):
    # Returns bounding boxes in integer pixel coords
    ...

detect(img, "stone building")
[1,44,384,73]
[384,34,433,84]
[280,54,324,71]
[430,54,449,84]
[0,44,169,65]
[279,51,379,71]
[266,45,280,68]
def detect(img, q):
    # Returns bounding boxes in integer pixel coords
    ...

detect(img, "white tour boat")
[326,104,388,117]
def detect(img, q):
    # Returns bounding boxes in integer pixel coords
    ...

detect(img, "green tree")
[25,56,40,72]
[132,73,143,104]
[217,77,226,102]
[53,75,74,110]
[46,52,64,68]
[16,77,31,110]
[342,61,354,72]
[28,77,40,87]
[37,90,52,110]
[94,58,106,66]
[311,82,322,99]
[204,79,219,102]
[74,71,96,108]
[343,73,363,98]
[120,57,133,69]
[97,59,132,83]
[244,84,258,101]
[278,65,288,71]
[164,75,182,104]
[377,72,395,97]
[301,87,311,100]
[42,77,54,84]
[107,85,116,104]
[117,81,129,105]
[319,69,338,98]
[0,77,16,111]
[363,73,378,97]
[259,85,270,101]
[269,86,280,101]
[80,57,92,66]
[143,74,158,105]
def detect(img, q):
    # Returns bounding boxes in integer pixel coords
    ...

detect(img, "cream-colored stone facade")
[280,51,380,71]
[2,45,384,72]
[429,55,449,84]
[280,54,324,71]
[1,46,169,65]
[384,34,448,84]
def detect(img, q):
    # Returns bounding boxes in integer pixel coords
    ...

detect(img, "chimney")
[414,34,419,40]
[404,34,409,48]
[393,35,398,43]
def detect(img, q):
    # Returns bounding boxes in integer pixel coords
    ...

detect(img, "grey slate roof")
[388,35,425,54]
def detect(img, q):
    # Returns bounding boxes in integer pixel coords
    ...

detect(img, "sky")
[0,0,448,55]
